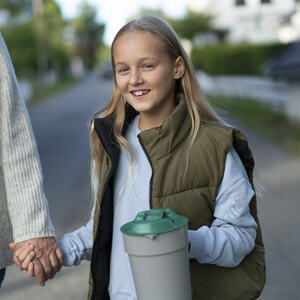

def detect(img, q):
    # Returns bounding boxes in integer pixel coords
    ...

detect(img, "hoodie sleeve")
[188,147,257,267]
[58,218,94,266]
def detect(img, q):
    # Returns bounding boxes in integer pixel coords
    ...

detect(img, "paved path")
[0,74,112,299]
[222,112,300,300]
[0,76,299,299]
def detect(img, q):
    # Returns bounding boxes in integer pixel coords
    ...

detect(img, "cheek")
[153,68,173,87]
[147,73,165,89]
[115,77,127,92]
[151,73,174,93]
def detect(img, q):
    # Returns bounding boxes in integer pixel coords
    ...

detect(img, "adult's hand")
[9,237,63,286]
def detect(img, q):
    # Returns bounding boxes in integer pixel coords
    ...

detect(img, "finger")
[13,255,23,271]
[21,251,36,270]
[56,246,64,271]
[39,255,54,280]
[15,243,32,257]
[14,244,34,270]
[33,258,46,286]
[44,238,57,256]
[9,243,16,250]
[48,251,59,278]
[28,262,34,277]
[17,244,35,262]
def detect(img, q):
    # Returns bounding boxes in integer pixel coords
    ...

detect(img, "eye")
[142,64,154,70]
[116,67,129,74]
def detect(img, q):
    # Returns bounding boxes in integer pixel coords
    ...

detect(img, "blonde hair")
[89,15,224,201]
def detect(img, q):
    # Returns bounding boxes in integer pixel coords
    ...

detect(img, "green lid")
[120,208,188,236]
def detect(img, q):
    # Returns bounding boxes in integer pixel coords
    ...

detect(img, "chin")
[128,102,152,113]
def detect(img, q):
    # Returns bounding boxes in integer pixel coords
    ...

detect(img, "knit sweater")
[0,33,55,269]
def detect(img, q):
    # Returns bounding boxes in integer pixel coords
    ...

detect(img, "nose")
[129,68,143,86]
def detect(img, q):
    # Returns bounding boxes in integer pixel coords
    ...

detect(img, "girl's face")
[113,30,185,123]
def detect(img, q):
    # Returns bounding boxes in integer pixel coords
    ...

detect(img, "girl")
[14,16,266,300]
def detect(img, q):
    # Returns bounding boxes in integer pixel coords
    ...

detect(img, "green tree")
[72,1,105,69]
[1,20,36,77]
[169,10,214,40]
[0,0,32,16]
[128,8,215,41]
[1,0,71,77]
[43,0,69,73]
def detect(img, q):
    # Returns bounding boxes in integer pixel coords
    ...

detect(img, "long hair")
[89,16,224,204]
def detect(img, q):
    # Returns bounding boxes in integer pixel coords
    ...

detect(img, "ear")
[173,56,185,79]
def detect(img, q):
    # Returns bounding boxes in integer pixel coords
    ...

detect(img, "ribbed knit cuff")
[14,228,56,244]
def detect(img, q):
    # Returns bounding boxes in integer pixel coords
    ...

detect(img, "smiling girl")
[13,16,266,300]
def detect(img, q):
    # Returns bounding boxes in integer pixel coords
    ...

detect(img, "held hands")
[9,237,64,286]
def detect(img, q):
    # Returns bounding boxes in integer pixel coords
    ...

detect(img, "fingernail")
[29,244,34,249]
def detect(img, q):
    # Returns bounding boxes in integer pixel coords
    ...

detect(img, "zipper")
[138,135,154,209]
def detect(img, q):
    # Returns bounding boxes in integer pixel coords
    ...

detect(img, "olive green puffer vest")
[88,99,266,300]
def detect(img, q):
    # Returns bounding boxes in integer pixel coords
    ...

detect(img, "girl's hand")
[9,243,36,271]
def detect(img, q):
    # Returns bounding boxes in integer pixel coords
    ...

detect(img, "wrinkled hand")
[9,237,63,286]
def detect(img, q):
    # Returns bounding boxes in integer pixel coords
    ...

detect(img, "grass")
[208,95,300,155]
[29,77,78,105]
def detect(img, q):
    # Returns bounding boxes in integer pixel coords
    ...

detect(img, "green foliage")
[1,0,106,76]
[1,20,36,77]
[128,8,214,41]
[208,95,300,155]
[43,0,64,33]
[96,44,111,64]
[42,0,69,72]
[169,10,214,40]
[191,43,287,75]
[72,1,105,69]
[0,0,32,16]
[1,0,70,77]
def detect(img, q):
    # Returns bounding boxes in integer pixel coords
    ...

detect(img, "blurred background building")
[188,0,300,44]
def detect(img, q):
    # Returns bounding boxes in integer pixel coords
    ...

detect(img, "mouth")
[130,89,151,99]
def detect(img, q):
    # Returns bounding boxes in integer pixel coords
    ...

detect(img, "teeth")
[133,90,148,96]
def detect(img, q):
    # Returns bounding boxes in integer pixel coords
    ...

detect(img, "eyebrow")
[114,56,158,66]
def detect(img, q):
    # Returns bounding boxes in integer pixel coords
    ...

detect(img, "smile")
[131,89,150,97]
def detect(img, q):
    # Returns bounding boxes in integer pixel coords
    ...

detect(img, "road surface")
[1,75,299,299]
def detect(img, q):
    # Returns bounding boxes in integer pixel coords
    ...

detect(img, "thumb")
[9,242,16,250]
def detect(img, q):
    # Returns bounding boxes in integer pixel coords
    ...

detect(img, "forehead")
[113,30,169,64]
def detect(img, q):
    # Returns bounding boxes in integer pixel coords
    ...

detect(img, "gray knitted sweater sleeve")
[0,33,55,245]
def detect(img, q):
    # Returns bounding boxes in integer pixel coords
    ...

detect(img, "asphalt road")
[1,75,299,299]
[0,74,113,300]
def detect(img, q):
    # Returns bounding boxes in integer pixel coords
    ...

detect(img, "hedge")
[1,21,37,77]
[191,42,288,75]
[1,21,70,78]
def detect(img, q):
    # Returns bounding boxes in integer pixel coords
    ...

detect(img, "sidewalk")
[0,262,90,299]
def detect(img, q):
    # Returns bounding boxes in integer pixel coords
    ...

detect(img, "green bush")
[208,95,300,155]
[1,20,70,78]
[1,21,37,77]
[191,43,288,75]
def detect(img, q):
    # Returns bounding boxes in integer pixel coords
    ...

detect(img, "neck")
[138,116,163,131]
[138,104,176,131]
